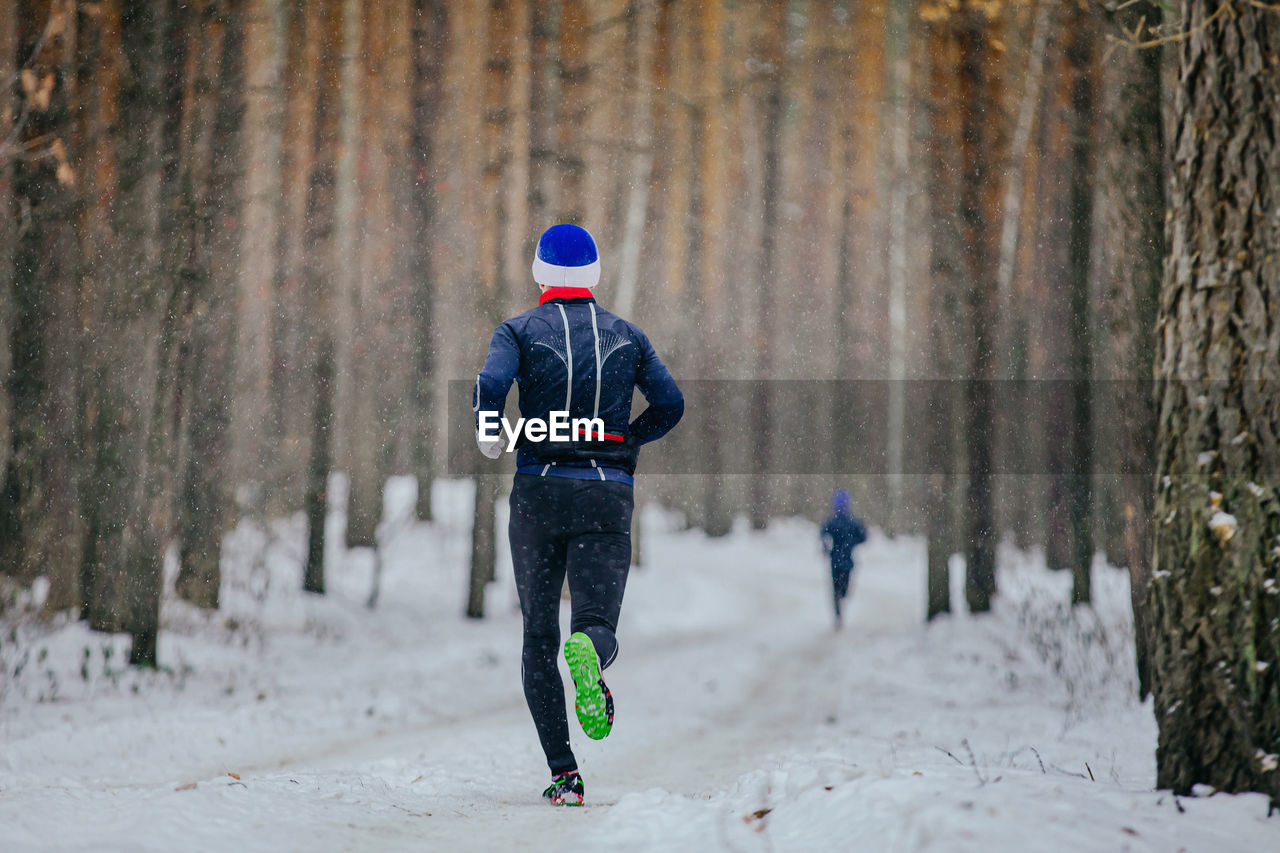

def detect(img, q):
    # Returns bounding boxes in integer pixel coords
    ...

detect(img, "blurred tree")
[526,0,560,250]
[748,0,785,532]
[469,0,519,619]
[2,0,82,611]
[74,0,122,623]
[1097,0,1166,698]
[921,1,965,621]
[92,0,189,666]
[176,0,245,610]
[334,0,378,552]
[1063,0,1100,606]
[232,0,286,510]
[556,0,587,223]
[409,0,448,521]
[953,0,1007,614]
[301,0,345,595]
[0,0,15,536]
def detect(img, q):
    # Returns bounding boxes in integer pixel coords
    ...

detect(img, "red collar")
[539,287,595,305]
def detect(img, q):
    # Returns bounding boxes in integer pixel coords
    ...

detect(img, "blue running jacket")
[474,291,684,481]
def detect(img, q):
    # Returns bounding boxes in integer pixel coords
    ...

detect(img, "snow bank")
[1,487,1276,851]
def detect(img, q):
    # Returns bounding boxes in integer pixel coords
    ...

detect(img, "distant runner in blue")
[473,223,683,806]
[821,489,867,630]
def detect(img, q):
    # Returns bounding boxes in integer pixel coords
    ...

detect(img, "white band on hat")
[532,256,601,288]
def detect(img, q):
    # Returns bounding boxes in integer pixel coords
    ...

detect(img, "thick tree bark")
[1150,0,1280,801]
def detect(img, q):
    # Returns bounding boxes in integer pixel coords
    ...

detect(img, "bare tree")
[953,1,1006,613]
[468,0,519,619]
[1063,0,1100,605]
[177,0,245,610]
[922,5,964,621]
[300,0,345,595]
[0,0,16,529]
[1,1,82,612]
[409,0,448,521]
[1098,0,1166,698]
[1150,0,1280,802]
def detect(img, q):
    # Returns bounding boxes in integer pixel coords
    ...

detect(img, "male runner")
[473,224,684,805]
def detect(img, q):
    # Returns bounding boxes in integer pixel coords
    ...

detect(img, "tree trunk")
[300,0,344,593]
[1064,2,1098,606]
[130,0,189,667]
[467,0,518,616]
[3,1,83,609]
[265,0,312,513]
[303,342,333,595]
[75,0,186,668]
[922,11,963,620]
[409,0,447,521]
[333,0,379,551]
[1100,0,1165,699]
[1150,0,1280,802]
[466,469,497,618]
[74,0,123,627]
[177,0,244,610]
[884,0,911,528]
[748,0,784,532]
[0,0,13,511]
[954,7,1003,613]
[613,0,654,318]
[232,0,286,506]
[556,0,587,223]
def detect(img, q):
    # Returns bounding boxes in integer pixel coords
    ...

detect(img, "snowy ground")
[1,478,1276,852]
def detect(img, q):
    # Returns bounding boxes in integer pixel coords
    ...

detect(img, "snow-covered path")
[2,483,1276,851]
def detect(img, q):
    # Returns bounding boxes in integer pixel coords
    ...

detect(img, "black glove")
[622,434,642,472]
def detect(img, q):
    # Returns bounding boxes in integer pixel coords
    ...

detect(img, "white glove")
[477,430,504,459]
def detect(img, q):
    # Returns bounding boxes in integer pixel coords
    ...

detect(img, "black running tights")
[508,474,634,775]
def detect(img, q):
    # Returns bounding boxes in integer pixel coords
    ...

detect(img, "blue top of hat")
[536,224,598,268]
[831,489,851,513]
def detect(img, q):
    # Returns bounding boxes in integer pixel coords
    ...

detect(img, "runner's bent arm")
[474,322,520,428]
[628,329,683,444]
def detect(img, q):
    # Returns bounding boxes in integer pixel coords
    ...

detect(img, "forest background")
[0,0,1207,734]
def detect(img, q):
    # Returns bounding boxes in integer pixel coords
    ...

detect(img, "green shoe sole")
[564,632,614,740]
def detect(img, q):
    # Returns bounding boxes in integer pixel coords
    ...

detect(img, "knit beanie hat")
[532,223,601,288]
[831,489,851,513]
